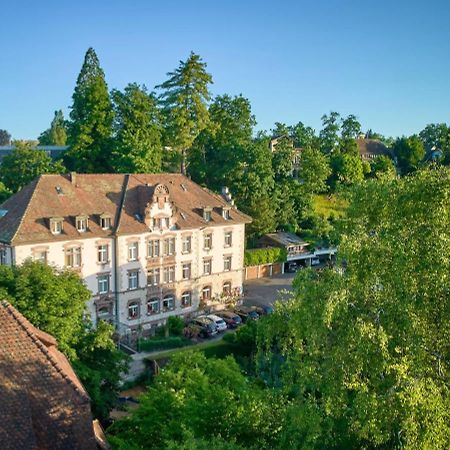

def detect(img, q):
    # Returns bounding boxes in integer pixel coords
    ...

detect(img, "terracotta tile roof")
[0,300,97,450]
[0,173,251,245]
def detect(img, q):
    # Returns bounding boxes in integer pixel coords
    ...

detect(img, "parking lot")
[242,272,296,308]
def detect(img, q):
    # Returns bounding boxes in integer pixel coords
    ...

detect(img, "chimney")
[69,172,76,185]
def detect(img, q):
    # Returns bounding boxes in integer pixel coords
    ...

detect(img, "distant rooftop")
[260,232,309,248]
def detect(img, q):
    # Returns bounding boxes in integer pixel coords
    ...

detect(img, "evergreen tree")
[38,110,68,145]
[392,135,425,174]
[111,83,162,173]
[0,129,11,145]
[66,47,114,173]
[157,52,212,174]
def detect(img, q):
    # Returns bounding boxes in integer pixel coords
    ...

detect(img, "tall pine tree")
[157,52,212,174]
[66,47,114,172]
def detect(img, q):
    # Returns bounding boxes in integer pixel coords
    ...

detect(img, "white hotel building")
[0,173,251,336]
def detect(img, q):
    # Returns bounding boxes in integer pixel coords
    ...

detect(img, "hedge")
[244,247,287,267]
[138,336,193,352]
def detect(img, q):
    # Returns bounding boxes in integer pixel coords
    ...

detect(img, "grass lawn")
[312,194,348,218]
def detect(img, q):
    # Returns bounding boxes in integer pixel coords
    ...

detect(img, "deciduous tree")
[38,110,68,145]
[0,129,11,145]
[392,135,425,174]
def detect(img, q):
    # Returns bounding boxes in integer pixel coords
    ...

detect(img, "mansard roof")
[0,173,251,245]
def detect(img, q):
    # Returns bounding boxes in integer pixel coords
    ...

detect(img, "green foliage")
[0,141,65,192]
[297,147,331,193]
[271,135,294,181]
[111,83,162,173]
[0,260,128,420]
[419,122,450,154]
[167,315,185,336]
[108,352,285,449]
[138,335,192,352]
[157,51,212,173]
[392,135,425,174]
[257,167,450,448]
[370,155,397,180]
[340,114,361,140]
[66,47,114,172]
[290,121,318,149]
[319,111,340,154]
[312,194,347,219]
[244,247,287,266]
[38,110,68,145]
[0,181,12,203]
[0,129,11,145]
[330,152,364,186]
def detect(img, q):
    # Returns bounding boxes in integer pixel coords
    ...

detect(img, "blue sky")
[1,0,450,140]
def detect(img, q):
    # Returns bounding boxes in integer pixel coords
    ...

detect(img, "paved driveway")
[242,272,296,307]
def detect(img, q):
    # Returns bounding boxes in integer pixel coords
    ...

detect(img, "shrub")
[168,316,185,336]
[244,247,287,266]
[138,336,193,352]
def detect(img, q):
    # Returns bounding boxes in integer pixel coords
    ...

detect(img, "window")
[202,286,211,301]
[34,251,47,264]
[223,208,231,220]
[165,217,170,229]
[162,295,175,312]
[100,216,111,230]
[203,209,212,222]
[203,258,212,275]
[203,233,212,250]
[163,238,175,256]
[76,217,88,233]
[224,231,232,247]
[224,256,232,272]
[128,270,139,290]
[181,291,191,307]
[182,236,192,254]
[128,302,140,319]
[147,268,160,286]
[50,219,63,235]
[147,239,160,258]
[0,248,6,265]
[65,247,82,268]
[128,242,139,261]
[98,274,110,294]
[97,244,109,263]
[182,263,191,280]
[223,282,232,295]
[147,298,160,315]
[163,266,175,283]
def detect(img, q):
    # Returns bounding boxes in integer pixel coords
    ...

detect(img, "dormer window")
[203,207,212,222]
[50,217,64,235]
[100,214,111,230]
[222,207,231,220]
[76,216,88,233]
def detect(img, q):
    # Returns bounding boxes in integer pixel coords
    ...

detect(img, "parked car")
[287,262,299,273]
[191,317,218,338]
[215,311,242,328]
[254,305,274,316]
[234,305,260,322]
[311,257,320,266]
[206,314,228,332]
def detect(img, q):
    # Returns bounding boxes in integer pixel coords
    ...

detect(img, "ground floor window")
[147,298,160,315]
[223,281,232,295]
[162,295,175,312]
[128,301,140,319]
[202,285,211,301]
[181,291,192,307]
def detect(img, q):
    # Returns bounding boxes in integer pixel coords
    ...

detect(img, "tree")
[330,152,364,187]
[419,123,449,153]
[111,83,162,173]
[290,121,318,149]
[0,260,129,420]
[0,129,11,145]
[38,110,68,145]
[319,111,341,154]
[157,52,213,174]
[188,94,255,190]
[0,141,65,192]
[257,168,450,448]
[66,47,114,173]
[271,135,294,181]
[370,155,396,180]
[392,135,425,174]
[340,114,361,140]
[108,352,284,449]
[297,148,331,193]
[0,181,12,203]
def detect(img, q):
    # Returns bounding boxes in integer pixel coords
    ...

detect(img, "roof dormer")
[75,215,89,233]
[49,217,64,235]
[222,206,231,220]
[203,207,212,222]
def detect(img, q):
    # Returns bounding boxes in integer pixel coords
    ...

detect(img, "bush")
[138,336,193,352]
[244,247,287,266]
[167,316,184,336]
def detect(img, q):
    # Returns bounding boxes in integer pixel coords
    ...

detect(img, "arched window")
[162,295,175,312]
[128,301,140,319]
[223,282,232,295]
[181,291,191,307]
[147,298,160,315]
[202,285,211,301]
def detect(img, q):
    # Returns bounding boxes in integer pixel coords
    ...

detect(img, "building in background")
[0,173,250,337]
